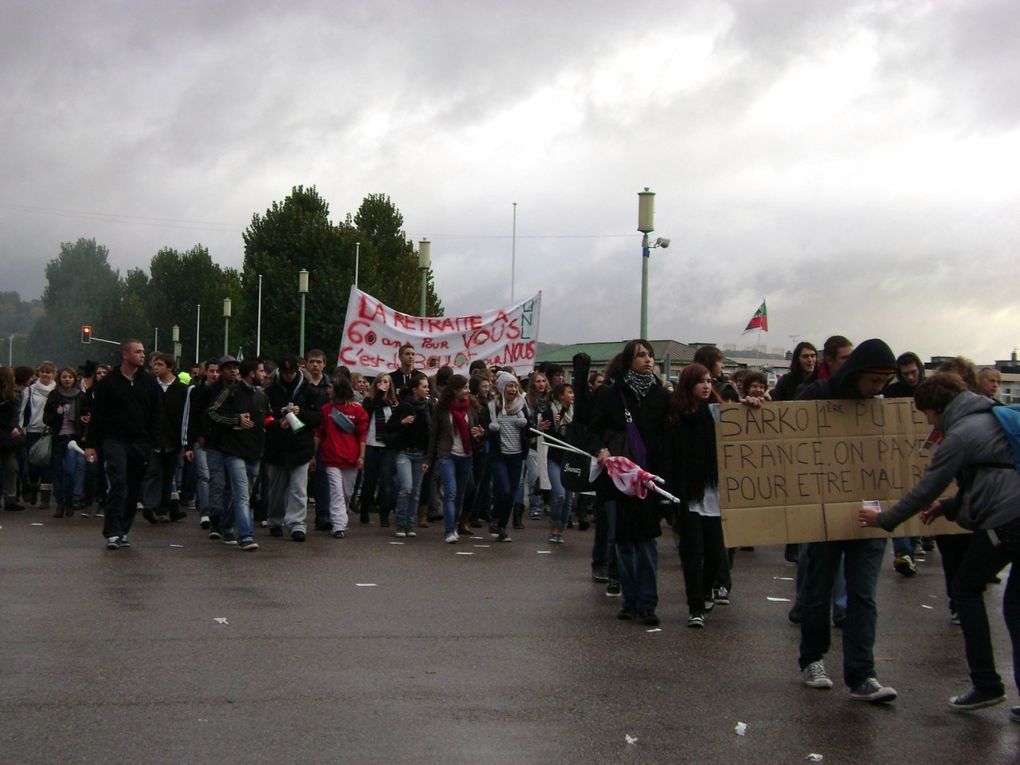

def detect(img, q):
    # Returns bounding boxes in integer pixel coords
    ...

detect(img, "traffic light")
[81,324,93,344]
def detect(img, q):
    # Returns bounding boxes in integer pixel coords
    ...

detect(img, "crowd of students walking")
[0,335,1016,724]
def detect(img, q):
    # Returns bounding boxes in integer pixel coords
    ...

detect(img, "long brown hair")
[0,366,16,402]
[669,363,716,420]
[437,374,469,411]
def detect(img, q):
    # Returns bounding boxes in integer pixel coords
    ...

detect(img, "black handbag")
[560,448,595,493]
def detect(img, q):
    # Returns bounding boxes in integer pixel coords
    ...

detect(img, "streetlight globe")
[637,187,655,233]
[222,297,232,318]
[418,239,431,270]
[298,268,309,294]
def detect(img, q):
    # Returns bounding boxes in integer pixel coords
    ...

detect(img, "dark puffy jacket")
[206,381,269,461]
[798,339,896,401]
[264,371,322,467]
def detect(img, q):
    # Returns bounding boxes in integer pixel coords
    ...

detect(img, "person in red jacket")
[315,377,368,539]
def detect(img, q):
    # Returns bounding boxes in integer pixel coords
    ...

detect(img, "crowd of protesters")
[1,336,1017,724]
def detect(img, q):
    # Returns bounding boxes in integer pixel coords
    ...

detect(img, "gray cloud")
[2,0,1018,362]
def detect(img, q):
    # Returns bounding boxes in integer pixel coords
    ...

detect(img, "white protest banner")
[338,287,542,376]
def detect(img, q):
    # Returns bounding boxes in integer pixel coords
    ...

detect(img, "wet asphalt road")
[1,507,1018,765]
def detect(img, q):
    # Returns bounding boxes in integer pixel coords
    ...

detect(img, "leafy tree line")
[17,188,441,367]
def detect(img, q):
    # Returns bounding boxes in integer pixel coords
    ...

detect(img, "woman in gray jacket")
[860,372,1020,720]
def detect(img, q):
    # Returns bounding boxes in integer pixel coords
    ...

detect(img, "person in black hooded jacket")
[884,351,925,400]
[796,338,900,703]
[263,354,322,541]
[589,339,670,627]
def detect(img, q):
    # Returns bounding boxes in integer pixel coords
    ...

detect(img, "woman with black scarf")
[664,363,725,629]
[589,340,670,626]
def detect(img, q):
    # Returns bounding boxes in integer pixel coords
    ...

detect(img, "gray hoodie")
[877,391,1020,532]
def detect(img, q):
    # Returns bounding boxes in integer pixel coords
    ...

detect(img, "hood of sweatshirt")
[940,389,994,433]
[828,338,897,399]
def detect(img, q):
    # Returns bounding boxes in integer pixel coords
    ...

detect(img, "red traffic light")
[81,325,93,344]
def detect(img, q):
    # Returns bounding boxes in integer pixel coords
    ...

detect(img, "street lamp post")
[223,297,232,356]
[418,239,431,317]
[298,269,309,357]
[172,325,181,368]
[195,304,201,364]
[637,188,670,339]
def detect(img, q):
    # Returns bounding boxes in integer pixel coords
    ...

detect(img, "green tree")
[351,194,442,316]
[242,186,352,360]
[26,238,122,365]
[145,245,243,365]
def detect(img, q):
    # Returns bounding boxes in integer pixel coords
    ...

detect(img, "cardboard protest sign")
[717,399,966,546]
[338,287,541,376]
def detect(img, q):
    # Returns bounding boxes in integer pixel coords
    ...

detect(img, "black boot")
[512,503,525,530]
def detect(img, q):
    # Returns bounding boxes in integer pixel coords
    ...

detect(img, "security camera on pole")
[637,188,670,339]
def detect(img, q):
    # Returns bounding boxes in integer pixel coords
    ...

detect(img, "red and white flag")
[743,300,768,332]
[604,456,660,499]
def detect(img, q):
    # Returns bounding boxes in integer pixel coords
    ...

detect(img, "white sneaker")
[444,532,458,544]
[803,661,834,689]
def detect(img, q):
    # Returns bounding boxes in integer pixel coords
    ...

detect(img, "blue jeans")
[394,450,426,531]
[795,543,847,622]
[546,460,573,528]
[616,536,659,613]
[51,436,85,508]
[591,497,618,578]
[223,455,258,542]
[490,452,525,531]
[799,538,886,688]
[952,521,1020,695]
[436,455,473,535]
[192,443,210,516]
[205,448,228,530]
[892,536,914,557]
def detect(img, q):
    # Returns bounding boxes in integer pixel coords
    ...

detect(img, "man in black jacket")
[206,358,268,551]
[141,352,188,523]
[84,339,161,550]
[264,355,322,542]
[797,338,899,703]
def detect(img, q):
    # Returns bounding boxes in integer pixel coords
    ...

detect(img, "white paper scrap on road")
[806,755,823,762]
[470,536,485,540]
[537,550,552,554]
[169,544,184,548]
[773,576,794,581]
[456,552,474,556]
[735,722,747,736]
[389,542,405,545]
[355,583,378,587]
[625,734,638,745]
[766,597,791,602]
[646,628,662,633]
[213,617,229,625]
[31,522,44,526]
[921,604,933,609]
[473,544,490,548]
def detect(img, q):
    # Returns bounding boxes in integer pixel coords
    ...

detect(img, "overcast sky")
[2,0,1018,362]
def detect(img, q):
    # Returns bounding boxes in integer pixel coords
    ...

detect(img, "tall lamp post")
[172,325,181,369]
[195,304,201,364]
[222,297,231,356]
[298,268,309,357]
[637,187,670,339]
[418,239,431,317]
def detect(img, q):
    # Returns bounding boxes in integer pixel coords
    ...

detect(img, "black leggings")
[678,511,725,615]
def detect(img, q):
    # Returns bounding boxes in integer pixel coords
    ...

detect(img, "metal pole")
[195,304,201,364]
[511,201,517,303]
[419,268,427,317]
[256,274,263,356]
[8,335,12,365]
[640,233,650,339]
[224,317,229,356]
[354,242,360,287]
[154,327,159,352]
[299,293,306,358]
